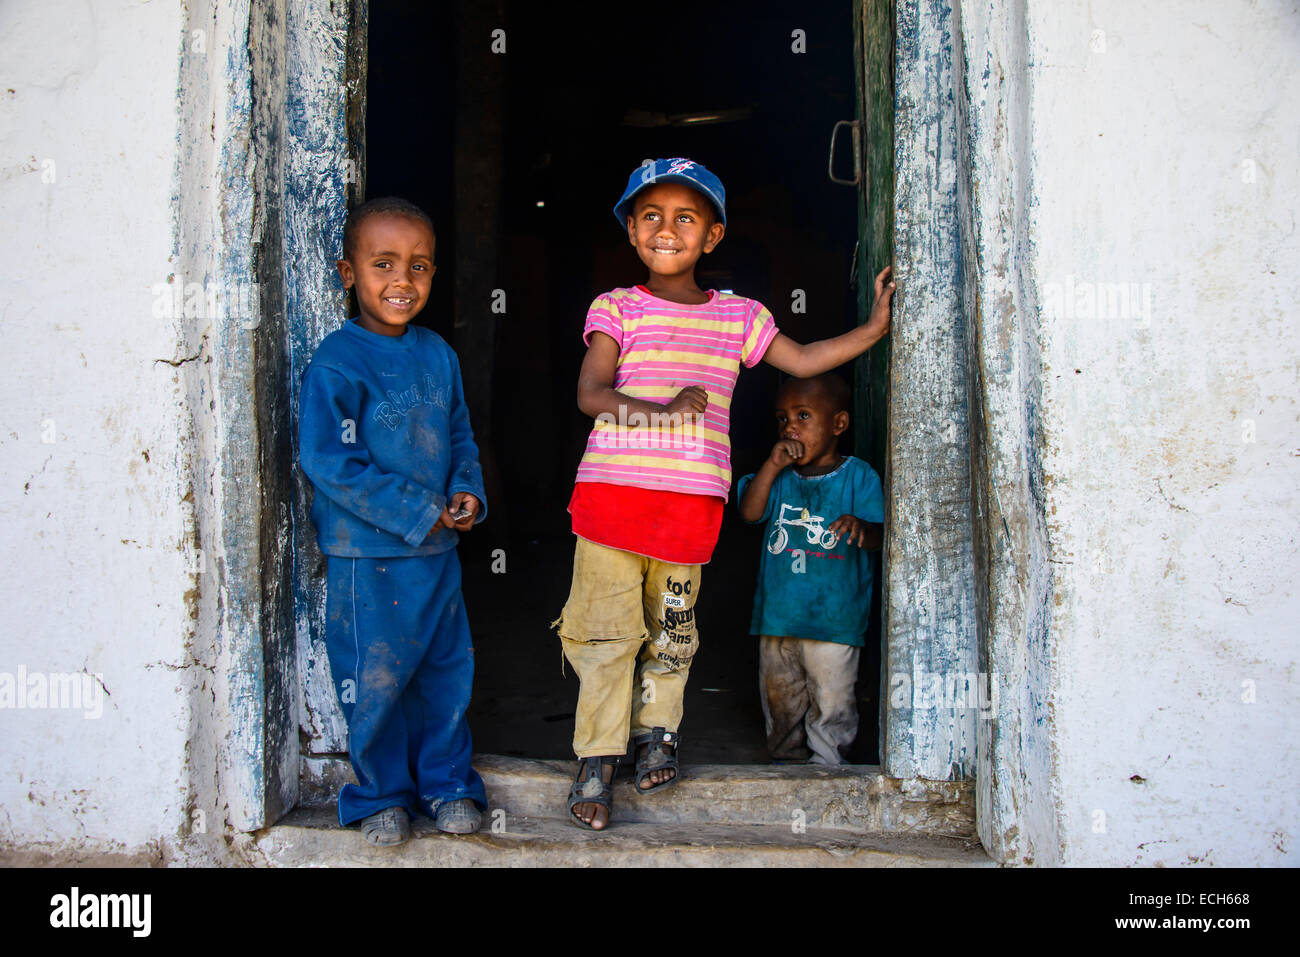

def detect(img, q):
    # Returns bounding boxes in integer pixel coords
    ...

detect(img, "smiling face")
[774,380,850,470]
[336,213,436,336]
[625,182,725,281]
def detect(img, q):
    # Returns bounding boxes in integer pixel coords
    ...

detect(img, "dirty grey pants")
[758,635,860,765]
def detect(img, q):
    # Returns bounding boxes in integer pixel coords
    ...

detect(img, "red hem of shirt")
[568,481,723,566]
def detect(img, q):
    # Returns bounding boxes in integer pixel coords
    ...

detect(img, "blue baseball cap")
[613,158,727,229]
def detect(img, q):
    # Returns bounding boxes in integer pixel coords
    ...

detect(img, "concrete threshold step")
[301,753,976,838]
[247,807,993,868]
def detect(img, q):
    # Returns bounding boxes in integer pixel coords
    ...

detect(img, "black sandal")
[567,755,620,829]
[632,727,679,794]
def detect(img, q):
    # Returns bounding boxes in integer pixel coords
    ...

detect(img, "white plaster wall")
[2,0,1294,868]
[0,0,193,856]
[1028,0,1300,865]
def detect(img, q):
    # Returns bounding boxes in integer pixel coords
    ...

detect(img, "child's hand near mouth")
[769,438,805,467]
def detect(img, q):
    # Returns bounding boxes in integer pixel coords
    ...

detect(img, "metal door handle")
[828,119,860,186]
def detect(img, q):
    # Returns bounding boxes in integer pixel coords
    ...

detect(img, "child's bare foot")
[568,756,618,830]
[633,729,679,793]
[636,760,676,789]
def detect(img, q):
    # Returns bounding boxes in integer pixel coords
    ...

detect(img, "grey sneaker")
[434,798,482,834]
[360,806,411,847]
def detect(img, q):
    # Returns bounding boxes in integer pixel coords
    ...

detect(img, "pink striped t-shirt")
[575,286,779,500]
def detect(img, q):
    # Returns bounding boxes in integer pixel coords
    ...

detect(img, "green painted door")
[852,0,894,476]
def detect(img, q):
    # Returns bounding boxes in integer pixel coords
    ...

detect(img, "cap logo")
[617,158,724,228]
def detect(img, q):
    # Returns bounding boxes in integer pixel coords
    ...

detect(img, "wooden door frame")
[204,0,368,830]
[282,0,370,773]
[878,0,983,783]
[234,0,1040,863]
[860,0,1048,865]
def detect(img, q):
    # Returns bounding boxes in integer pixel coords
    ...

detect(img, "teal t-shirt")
[737,456,884,646]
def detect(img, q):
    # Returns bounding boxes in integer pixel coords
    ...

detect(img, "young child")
[298,196,488,846]
[555,157,895,829]
[737,374,884,765]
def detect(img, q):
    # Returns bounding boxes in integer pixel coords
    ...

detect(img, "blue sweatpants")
[324,550,486,825]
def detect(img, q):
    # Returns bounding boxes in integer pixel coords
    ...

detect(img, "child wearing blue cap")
[298,197,489,846]
[554,158,895,829]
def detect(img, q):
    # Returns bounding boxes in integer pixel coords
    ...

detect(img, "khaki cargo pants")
[552,537,701,758]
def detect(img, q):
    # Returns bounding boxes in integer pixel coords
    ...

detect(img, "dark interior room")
[364,0,883,764]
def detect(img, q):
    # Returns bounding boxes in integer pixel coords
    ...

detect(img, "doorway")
[361,0,884,764]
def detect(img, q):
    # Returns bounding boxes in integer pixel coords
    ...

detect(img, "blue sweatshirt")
[298,318,487,557]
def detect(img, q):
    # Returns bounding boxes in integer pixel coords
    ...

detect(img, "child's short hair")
[342,196,435,259]
[779,373,852,415]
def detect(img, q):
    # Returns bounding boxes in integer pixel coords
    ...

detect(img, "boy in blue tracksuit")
[298,196,487,845]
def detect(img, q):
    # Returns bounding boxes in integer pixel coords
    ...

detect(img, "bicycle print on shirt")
[767,503,840,554]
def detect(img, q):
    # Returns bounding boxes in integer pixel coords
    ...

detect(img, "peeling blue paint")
[883,0,980,784]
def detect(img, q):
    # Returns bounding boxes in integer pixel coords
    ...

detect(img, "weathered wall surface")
[0,0,302,863]
[0,0,193,859]
[959,0,1299,864]
[3,0,1293,868]
[953,0,1060,865]
[1028,0,1300,866]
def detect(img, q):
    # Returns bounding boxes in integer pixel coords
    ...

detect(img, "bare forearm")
[739,460,784,522]
[767,266,894,377]
[576,331,709,425]
[576,384,671,422]
[789,324,885,377]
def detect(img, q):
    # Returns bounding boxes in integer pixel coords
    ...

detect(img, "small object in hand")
[450,506,473,522]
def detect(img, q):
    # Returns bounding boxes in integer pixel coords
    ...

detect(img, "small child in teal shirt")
[737,374,884,764]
